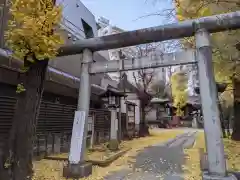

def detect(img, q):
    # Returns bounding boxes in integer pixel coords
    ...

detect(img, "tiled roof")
[0,49,117,96]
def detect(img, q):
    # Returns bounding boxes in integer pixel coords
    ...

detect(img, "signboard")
[69,111,86,164]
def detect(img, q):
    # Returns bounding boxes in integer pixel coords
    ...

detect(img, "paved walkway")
[104,131,197,180]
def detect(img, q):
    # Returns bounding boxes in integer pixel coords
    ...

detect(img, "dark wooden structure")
[117,73,141,137]
[232,43,240,140]
[149,98,171,128]
[233,79,240,140]
[165,97,202,128]
[99,85,125,108]
[125,101,136,137]
[0,57,128,157]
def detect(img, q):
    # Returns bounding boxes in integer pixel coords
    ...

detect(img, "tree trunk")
[0,59,49,180]
[232,79,240,141]
[139,104,149,137]
[218,102,226,138]
[232,101,240,141]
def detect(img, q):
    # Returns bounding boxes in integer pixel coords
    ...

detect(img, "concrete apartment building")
[50,0,98,77]
[0,0,99,78]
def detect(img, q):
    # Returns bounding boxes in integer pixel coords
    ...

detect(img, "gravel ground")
[104,131,197,180]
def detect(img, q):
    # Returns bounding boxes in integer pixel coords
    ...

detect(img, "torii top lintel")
[58,11,240,57]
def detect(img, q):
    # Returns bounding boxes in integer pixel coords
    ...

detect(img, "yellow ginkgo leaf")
[171,71,188,116]
[5,0,64,62]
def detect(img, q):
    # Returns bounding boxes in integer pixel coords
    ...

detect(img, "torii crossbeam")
[58,11,240,56]
[89,49,196,74]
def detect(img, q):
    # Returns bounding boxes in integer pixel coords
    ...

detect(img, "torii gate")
[60,11,240,180]
[0,9,239,179]
[1,9,236,179]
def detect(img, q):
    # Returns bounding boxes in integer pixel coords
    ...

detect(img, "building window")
[81,19,94,39]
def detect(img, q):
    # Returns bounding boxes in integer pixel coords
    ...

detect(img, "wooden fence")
[0,95,127,158]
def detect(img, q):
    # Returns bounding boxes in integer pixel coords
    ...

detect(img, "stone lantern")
[194,83,227,130]
[99,86,125,150]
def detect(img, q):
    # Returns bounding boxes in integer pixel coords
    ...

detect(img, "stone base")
[108,139,119,151]
[202,172,238,180]
[63,162,92,179]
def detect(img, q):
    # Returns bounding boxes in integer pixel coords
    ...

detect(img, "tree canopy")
[175,0,240,106]
[0,1,65,179]
[170,71,188,116]
[5,0,64,62]
[150,79,169,98]
[175,0,240,80]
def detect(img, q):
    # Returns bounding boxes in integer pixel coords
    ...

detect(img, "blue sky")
[81,0,174,31]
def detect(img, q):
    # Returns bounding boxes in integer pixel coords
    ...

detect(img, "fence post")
[90,112,95,149]
[54,134,61,154]
[60,132,64,153]
[52,133,55,154]
[37,135,40,157]
[45,133,48,156]
[195,28,237,180]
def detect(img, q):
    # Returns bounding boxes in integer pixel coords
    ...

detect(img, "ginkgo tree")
[0,0,64,179]
[174,0,240,140]
[170,71,188,117]
[5,0,63,61]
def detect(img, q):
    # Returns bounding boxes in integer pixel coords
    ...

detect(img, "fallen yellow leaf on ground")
[33,129,184,180]
[183,131,240,180]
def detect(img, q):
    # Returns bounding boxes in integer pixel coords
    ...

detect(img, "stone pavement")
[104,131,197,180]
